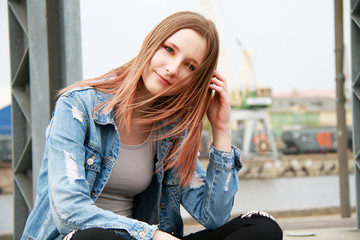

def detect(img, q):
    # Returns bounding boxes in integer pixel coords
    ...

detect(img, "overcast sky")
[0,0,352,93]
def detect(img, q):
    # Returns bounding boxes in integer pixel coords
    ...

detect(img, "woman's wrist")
[212,127,232,152]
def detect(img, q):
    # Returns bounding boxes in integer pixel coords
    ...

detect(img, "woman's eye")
[165,46,174,54]
[185,63,196,71]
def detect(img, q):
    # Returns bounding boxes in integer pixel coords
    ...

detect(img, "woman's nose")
[165,58,181,76]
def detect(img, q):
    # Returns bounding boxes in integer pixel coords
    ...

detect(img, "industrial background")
[4,0,360,239]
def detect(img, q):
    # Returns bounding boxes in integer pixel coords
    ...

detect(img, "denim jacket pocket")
[160,170,183,236]
[163,170,181,211]
[84,147,102,189]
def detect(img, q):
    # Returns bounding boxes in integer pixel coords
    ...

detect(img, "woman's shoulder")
[60,86,97,98]
[57,86,103,111]
[59,86,104,104]
[58,86,113,113]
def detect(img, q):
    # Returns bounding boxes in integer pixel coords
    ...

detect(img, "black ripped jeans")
[64,214,283,240]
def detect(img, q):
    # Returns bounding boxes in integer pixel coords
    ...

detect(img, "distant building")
[266,90,352,138]
[0,105,11,135]
[0,87,11,161]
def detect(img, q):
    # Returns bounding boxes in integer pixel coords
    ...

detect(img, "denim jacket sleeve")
[181,144,242,229]
[47,92,157,240]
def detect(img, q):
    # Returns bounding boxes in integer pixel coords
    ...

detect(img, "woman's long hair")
[60,11,220,187]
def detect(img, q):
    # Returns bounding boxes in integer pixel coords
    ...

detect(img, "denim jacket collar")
[93,90,116,125]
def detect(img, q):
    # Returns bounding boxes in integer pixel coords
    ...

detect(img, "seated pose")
[21,11,282,240]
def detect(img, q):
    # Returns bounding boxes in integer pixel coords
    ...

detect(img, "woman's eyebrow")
[166,41,180,52]
[165,41,201,66]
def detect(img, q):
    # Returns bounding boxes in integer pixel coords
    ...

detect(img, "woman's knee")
[225,212,283,240]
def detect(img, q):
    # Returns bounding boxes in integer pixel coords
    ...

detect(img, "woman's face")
[142,28,207,96]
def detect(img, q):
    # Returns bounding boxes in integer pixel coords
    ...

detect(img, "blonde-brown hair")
[60,11,219,187]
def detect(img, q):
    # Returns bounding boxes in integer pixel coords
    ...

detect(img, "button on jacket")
[21,87,242,240]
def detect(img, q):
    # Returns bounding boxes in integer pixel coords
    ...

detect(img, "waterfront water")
[232,174,356,214]
[0,175,357,234]
[181,174,357,220]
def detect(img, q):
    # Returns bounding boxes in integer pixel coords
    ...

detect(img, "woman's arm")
[181,71,242,228]
[47,92,157,240]
[181,145,242,229]
[206,70,232,151]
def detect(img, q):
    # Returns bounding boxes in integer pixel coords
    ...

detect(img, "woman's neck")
[116,85,155,145]
[134,84,155,108]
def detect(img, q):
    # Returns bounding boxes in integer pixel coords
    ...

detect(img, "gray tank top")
[95,131,156,217]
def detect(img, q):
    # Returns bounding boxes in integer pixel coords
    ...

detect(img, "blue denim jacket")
[21,87,242,240]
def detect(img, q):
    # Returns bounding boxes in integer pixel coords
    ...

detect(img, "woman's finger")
[213,70,228,85]
[211,70,228,91]
[210,77,227,91]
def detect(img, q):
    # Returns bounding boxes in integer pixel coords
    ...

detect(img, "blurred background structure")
[350,0,360,230]
[7,1,82,239]
[1,0,360,239]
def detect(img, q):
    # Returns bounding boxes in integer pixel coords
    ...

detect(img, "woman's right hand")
[153,230,180,240]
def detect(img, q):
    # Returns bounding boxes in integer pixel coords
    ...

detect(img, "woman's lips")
[155,72,171,86]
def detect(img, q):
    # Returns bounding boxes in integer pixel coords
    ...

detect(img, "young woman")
[21,12,282,240]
